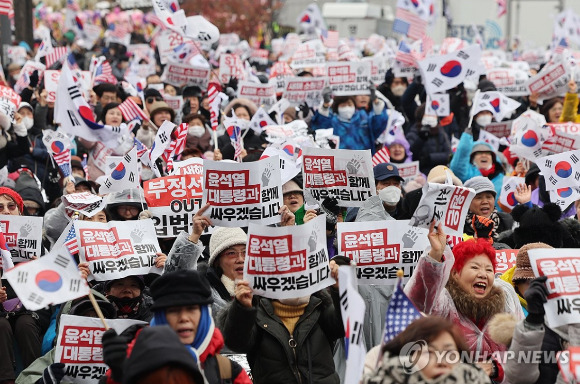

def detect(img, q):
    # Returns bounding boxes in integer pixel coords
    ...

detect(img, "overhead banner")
[161,62,210,89]
[326,61,371,96]
[243,214,334,299]
[528,248,580,328]
[337,220,430,284]
[486,68,529,96]
[237,81,277,109]
[0,215,43,262]
[282,77,326,107]
[202,156,282,227]
[144,173,204,238]
[75,219,162,281]
[409,183,476,237]
[302,147,375,207]
[55,315,146,384]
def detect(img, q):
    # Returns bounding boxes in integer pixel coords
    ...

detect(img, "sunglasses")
[0,203,18,212]
[146,97,164,104]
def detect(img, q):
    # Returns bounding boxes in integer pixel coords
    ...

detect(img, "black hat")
[150,270,213,311]
[104,275,145,293]
[123,326,204,384]
[70,298,117,319]
[525,163,540,186]
[182,85,202,98]
[144,88,163,100]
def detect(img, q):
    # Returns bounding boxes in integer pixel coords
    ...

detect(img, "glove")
[471,215,494,242]
[418,125,430,140]
[524,276,548,325]
[102,329,128,383]
[40,363,65,384]
[296,102,310,120]
[224,76,238,92]
[322,87,332,104]
[369,81,377,103]
[29,70,39,88]
[13,122,27,137]
[413,75,422,85]
[467,121,481,141]
[320,197,340,233]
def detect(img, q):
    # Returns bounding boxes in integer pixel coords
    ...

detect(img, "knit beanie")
[464,176,497,197]
[208,227,248,267]
[512,242,553,282]
[0,187,24,213]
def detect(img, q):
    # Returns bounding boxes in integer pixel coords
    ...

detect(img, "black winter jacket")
[221,288,344,384]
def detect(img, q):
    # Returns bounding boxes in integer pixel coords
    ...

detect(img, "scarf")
[272,301,308,335]
[108,296,142,319]
[478,163,496,177]
[220,274,235,297]
[446,277,505,326]
[465,210,501,241]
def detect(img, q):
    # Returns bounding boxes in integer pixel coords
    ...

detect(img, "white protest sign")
[63,193,106,218]
[495,249,519,275]
[219,54,246,84]
[397,161,421,184]
[282,77,326,107]
[156,29,188,64]
[337,220,430,285]
[6,46,27,65]
[161,62,210,89]
[326,61,371,96]
[55,315,146,384]
[237,81,277,109]
[526,61,569,102]
[499,176,525,210]
[170,157,204,175]
[44,70,91,103]
[544,123,580,154]
[269,61,294,94]
[409,183,476,237]
[0,85,21,123]
[536,150,580,191]
[144,173,203,238]
[486,67,530,97]
[75,219,162,281]
[363,51,390,86]
[244,214,334,299]
[338,266,366,384]
[484,120,513,139]
[14,60,46,94]
[202,156,282,227]
[302,147,376,207]
[260,143,302,184]
[249,49,269,66]
[90,143,114,174]
[529,248,580,328]
[0,215,43,262]
[290,39,326,69]
[279,33,301,61]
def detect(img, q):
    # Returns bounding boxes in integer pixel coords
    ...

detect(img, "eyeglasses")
[0,203,18,212]
[146,97,164,104]
[222,250,246,259]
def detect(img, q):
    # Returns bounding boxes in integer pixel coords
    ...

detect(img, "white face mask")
[338,106,355,120]
[22,116,34,130]
[379,185,401,205]
[279,295,311,306]
[391,85,407,97]
[188,125,206,137]
[475,114,492,127]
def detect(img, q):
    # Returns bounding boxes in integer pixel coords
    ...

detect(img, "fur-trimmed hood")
[446,277,506,323]
[487,313,518,347]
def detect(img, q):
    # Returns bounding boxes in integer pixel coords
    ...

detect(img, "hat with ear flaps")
[511,203,565,248]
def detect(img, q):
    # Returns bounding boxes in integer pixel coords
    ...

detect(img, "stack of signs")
[75,219,163,281]
[201,156,282,227]
[536,149,580,209]
[219,54,246,84]
[237,81,277,109]
[282,77,326,107]
[326,61,371,96]
[337,221,430,284]
[55,315,146,384]
[144,171,204,237]
[302,147,376,207]
[409,182,476,237]
[0,215,43,262]
[528,248,580,328]
[63,192,106,217]
[243,214,334,299]
[495,249,518,275]
[486,67,530,97]
[499,176,526,211]
[0,85,22,123]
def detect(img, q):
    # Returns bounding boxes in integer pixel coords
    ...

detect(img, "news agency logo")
[399,340,429,373]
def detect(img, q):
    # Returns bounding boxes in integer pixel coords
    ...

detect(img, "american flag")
[372,147,391,166]
[226,125,243,161]
[14,72,31,94]
[553,37,568,55]
[93,60,117,85]
[108,23,129,40]
[64,222,79,255]
[393,8,427,40]
[81,153,89,180]
[45,46,69,68]
[0,230,14,271]
[162,123,188,171]
[395,41,416,67]
[147,13,167,30]
[134,137,148,158]
[53,149,72,177]
[321,30,339,49]
[118,98,148,122]
[0,0,12,16]
[383,280,422,344]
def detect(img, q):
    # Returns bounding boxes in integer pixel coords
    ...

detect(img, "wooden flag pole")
[88,290,110,330]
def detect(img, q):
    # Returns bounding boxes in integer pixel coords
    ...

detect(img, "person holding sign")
[311,87,389,152]
[404,222,524,382]
[221,260,344,384]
